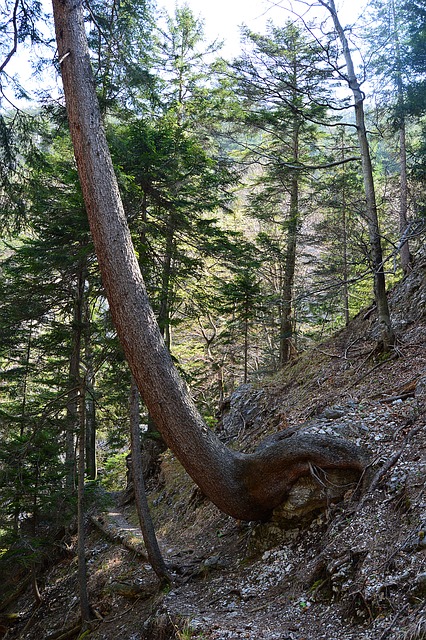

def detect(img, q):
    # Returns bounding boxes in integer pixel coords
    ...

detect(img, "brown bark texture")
[51,0,366,522]
[129,378,170,582]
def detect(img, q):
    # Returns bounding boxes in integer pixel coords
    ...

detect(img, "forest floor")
[1,255,426,640]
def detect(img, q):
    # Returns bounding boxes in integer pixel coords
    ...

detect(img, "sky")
[2,0,367,108]
[158,0,284,56]
[156,0,367,57]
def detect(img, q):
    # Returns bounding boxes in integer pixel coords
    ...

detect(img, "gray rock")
[415,376,426,404]
[319,406,346,419]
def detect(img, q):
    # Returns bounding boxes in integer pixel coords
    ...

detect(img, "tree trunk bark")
[129,377,170,583]
[322,0,395,350]
[341,129,350,326]
[51,0,366,522]
[77,382,91,625]
[84,321,97,481]
[279,95,300,367]
[279,175,298,366]
[157,221,174,351]
[398,120,412,273]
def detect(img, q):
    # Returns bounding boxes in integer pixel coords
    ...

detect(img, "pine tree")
[319,0,395,349]
[51,0,365,522]
[224,21,332,364]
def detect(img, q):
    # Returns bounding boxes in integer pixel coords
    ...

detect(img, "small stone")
[320,406,346,419]
[416,537,426,550]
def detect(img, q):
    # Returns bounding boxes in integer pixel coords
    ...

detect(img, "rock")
[319,406,346,419]
[415,376,426,404]
[108,580,158,599]
[271,468,360,522]
[411,572,426,597]
[415,534,426,551]
[217,384,275,440]
[248,468,360,554]
[203,554,229,569]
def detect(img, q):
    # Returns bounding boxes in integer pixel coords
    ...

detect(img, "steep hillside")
[1,252,425,640]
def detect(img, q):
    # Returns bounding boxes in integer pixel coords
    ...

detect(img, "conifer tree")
[319,0,395,349]
[51,0,365,522]
[366,0,413,273]
[224,21,331,364]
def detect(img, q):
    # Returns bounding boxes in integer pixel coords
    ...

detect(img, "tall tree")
[51,0,365,522]
[224,22,343,364]
[309,125,367,332]
[86,0,155,113]
[401,0,426,231]
[219,268,262,384]
[319,0,395,349]
[77,379,91,626]
[390,0,412,273]
[366,0,413,273]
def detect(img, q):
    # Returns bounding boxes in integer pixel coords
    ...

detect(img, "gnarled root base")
[235,432,367,522]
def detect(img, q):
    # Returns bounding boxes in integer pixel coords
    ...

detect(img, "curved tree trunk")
[51,0,366,522]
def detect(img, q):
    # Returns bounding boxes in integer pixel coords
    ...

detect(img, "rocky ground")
[1,256,426,640]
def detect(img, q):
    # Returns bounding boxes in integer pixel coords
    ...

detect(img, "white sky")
[157,0,367,57]
[2,0,367,108]
[159,0,282,55]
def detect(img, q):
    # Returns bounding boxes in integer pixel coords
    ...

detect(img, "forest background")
[0,0,426,580]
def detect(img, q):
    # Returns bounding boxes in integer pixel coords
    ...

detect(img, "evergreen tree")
[319,0,395,350]
[366,0,414,273]
[0,125,103,545]
[308,126,367,334]
[50,0,365,522]
[107,7,238,353]
[219,266,263,384]
[224,21,331,365]
[400,0,426,233]
[86,0,155,113]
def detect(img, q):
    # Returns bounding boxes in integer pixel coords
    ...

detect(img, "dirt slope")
[1,254,426,640]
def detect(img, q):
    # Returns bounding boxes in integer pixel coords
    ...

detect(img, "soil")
[1,255,426,640]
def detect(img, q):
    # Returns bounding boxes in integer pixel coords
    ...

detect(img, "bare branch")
[279,155,360,170]
[0,0,20,74]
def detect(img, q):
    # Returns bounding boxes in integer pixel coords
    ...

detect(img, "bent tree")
[51,0,365,522]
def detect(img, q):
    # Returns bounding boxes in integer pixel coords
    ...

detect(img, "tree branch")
[0,0,20,74]
[279,155,360,170]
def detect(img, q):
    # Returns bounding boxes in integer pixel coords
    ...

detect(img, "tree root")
[241,431,367,521]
